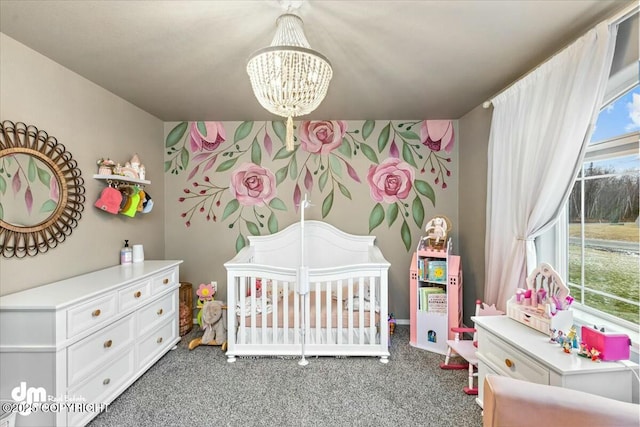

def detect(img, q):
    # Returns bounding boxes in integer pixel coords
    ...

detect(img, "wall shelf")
[93,174,150,186]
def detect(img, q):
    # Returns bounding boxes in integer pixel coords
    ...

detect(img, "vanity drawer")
[138,318,177,369]
[67,293,117,339]
[480,331,549,385]
[138,291,177,335]
[68,348,135,427]
[118,279,151,312]
[150,267,178,294]
[67,314,135,386]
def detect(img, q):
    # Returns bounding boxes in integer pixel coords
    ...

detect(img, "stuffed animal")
[201,300,227,345]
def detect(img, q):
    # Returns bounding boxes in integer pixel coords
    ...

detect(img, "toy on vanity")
[507,263,574,335]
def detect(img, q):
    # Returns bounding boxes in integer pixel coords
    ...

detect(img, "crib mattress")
[237,291,379,328]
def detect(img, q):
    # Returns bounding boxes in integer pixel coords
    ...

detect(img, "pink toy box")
[581,326,631,361]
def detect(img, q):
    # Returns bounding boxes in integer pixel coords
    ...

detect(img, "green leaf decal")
[166,122,188,147]
[246,221,260,236]
[399,130,420,140]
[197,121,207,136]
[222,199,240,220]
[275,166,289,185]
[387,203,398,227]
[338,137,352,158]
[329,154,342,177]
[234,121,253,142]
[362,120,376,140]
[216,157,239,172]
[322,191,334,218]
[273,146,295,160]
[28,156,36,182]
[267,212,278,234]
[318,169,329,192]
[0,202,3,220]
[235,234,246,253]
[414,179,436,206]
[360,144,378,164]
[0,176,5,194]
[272,121,286,143]
[269,197,287,211]
[289,156,298,180]
[401,220,412,251]
[338,183,351,199]
[378,123,391,152]
[37,167,51,187]
[369,203,384,232]
[402,143,417,168]
[412,196,425,228]
[251,138,262,165]
[164,161,172,172]
[180,147,190,170]
[40,199,58,213]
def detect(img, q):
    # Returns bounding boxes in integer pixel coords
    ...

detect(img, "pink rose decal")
[420,120,454,153]
[298,120,347,154]
[190,122,226,152]
[230,163,277,206]
[367,158,415,203]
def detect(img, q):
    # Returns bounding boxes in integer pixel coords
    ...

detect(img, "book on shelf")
[427,293,447,314]
[428,260,447,283]
[419,287,445,312]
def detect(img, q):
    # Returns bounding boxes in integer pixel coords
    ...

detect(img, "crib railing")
[226,268,389,363]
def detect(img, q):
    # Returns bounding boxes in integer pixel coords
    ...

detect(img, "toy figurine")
[388,313,397,335]
[562,340,572,353]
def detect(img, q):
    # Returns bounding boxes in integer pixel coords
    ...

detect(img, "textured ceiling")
[0,0,633,121]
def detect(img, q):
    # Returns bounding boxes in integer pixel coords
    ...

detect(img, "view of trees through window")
[567,84,639,325]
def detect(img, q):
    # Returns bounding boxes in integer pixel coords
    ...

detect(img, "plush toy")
[344,284,380,312]
[201,300,227,345]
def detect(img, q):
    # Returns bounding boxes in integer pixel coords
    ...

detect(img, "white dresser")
[0,260,182,427]
[474,315,637,408]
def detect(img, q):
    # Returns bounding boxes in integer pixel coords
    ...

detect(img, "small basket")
[179,282,193,336]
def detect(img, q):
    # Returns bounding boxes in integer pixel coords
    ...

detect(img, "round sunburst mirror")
[0,120,85,258]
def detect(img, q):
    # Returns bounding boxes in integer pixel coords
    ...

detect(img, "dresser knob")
[134,291,142,298]
[157,337,163,344]
[157,308,163,316]
[103,378,110,385]
[163,278,169,284]
[104,339,113,348]
[505,358,514,368]
[92,309,101,317]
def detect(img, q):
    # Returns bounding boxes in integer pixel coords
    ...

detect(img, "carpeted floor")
[87,325,483,427]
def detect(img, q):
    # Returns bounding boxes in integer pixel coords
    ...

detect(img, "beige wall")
[457,105,492,325]
[163,120,459,320]
[0,34,166,295]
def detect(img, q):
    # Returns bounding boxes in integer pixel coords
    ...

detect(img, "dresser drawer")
[479,330,549,385]
[67,293,117,339]
[138,291,177,336]
[138,318,177,369]
[118,278,152,312]
[150,267,178,294]
[68,348,135,427]
[67,314,135,386]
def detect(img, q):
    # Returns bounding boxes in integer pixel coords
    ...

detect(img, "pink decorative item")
[581,326,630,361]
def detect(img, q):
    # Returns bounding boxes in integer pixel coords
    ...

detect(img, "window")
[565,83,639,328]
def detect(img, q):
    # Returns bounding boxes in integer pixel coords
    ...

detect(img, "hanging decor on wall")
[0,120,85,258]
[246,5,333,152]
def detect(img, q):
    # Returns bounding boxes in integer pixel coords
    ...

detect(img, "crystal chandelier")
[247,13,333,151]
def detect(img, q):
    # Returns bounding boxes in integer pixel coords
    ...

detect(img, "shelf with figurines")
[94,154,150,186]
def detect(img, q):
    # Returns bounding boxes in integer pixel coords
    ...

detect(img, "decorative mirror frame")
[0,120,85,258]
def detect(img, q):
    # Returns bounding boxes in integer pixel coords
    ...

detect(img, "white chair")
[439,299,503,395]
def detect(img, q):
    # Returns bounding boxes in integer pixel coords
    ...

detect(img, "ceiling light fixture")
[247,10,333,151]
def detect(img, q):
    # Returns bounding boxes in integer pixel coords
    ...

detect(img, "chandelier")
[247,13,333,151]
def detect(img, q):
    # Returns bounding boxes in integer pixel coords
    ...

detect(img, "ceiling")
[0,0,634,122]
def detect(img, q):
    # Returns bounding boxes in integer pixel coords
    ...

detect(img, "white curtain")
[484,21,618,310]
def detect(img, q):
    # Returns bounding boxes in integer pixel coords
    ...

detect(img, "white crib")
[224,220,391,364]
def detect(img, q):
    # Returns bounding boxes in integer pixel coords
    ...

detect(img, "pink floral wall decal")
[166,119,454,251]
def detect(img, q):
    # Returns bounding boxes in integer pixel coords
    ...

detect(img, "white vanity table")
[0,260,182,427]
[474,315,637,408]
